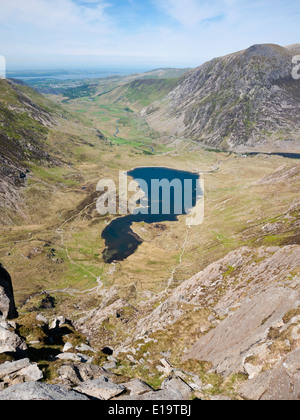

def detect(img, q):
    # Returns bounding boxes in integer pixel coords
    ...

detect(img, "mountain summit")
[142,44,300,152]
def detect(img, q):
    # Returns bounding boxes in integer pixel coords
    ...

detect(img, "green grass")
[29,165,80,187]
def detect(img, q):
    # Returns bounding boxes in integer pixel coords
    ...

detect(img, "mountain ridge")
[141,43,300,152]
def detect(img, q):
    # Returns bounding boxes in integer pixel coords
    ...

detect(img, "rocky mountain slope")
[142,44,300,152]
[0,45,299,400]
[70,189,300,400]
[0,264,200,400]
[1,238,298,399]
[0,78,105,225]
[286,43,300,54]
[0,79,58,221]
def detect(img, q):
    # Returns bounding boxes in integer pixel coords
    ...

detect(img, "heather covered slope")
[142,44,300,152]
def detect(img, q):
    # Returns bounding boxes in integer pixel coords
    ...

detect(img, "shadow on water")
[101,167,202,264]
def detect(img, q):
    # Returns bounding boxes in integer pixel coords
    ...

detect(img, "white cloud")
[0,0,111,31]
[152,0,230,26]
[0,0,114,58]
[0,0,299,68]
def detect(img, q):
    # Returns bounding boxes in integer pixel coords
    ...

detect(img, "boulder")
[0,382,90,400]
[75,343,95,353]
[161,376,194,399]
[63,342,73,353]
[122,379,154,396]
[0,359,31,379]
[0,264,18,320]
[115,388,184,400]
[49,316,70,330]
[156,358,173,376]
[74,376,125,400]
[55,353,84,363]
[56,363,110,387]
[0,358,43,386]
[103,361,117,371]
[35,314,48,325]
[0,321,27,355]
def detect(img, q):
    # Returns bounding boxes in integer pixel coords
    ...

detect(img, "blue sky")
[0,0,299,70]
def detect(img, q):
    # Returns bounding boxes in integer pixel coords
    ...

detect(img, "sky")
[0,0,299,71]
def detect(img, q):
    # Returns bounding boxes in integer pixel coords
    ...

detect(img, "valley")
[1,44,300,400]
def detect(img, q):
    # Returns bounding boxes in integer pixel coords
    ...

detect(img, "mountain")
[0,79,58,220]
[286,43,300,54]
[0,78,102,224]
[141,44,300,152]
[1,45,300,400]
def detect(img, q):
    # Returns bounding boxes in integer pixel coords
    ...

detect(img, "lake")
[101,167,202,264]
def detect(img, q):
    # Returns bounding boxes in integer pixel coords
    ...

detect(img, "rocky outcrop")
[183,285,300,376]
[239,348,300,400]
[0,304,198,400]
[131,246,300,340]
[0,264,18,320]
[0,359,43,389]
[0,321,27,355]
[1,246,299,399]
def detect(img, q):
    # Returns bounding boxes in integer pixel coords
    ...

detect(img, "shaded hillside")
[0,79,55,162]
[0,79,86,223]
[0,80,58,218]
[142,44,300,152]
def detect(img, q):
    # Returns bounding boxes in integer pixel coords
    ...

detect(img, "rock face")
[143,44,300,152]
[131,245,300,341]
[0,264,18,320]
[183,285,300,377]
[239,349,300,400]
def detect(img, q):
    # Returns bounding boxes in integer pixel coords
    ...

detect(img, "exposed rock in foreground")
[0,241,299,399]
[0,320,27,356]
[71,243,299,400]
[0,382,90,401]
[0,358,43,388]
[0,264,18,320]
[0,304,195,400]
[239,348,300,400]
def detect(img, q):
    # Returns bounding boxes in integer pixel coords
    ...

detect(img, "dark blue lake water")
[101,167,202,264]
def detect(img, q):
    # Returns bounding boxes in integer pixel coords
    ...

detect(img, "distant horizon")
[5,41,298,76]
[1,0,299,71]
[6,65,189,73]
[5,66,192,82]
